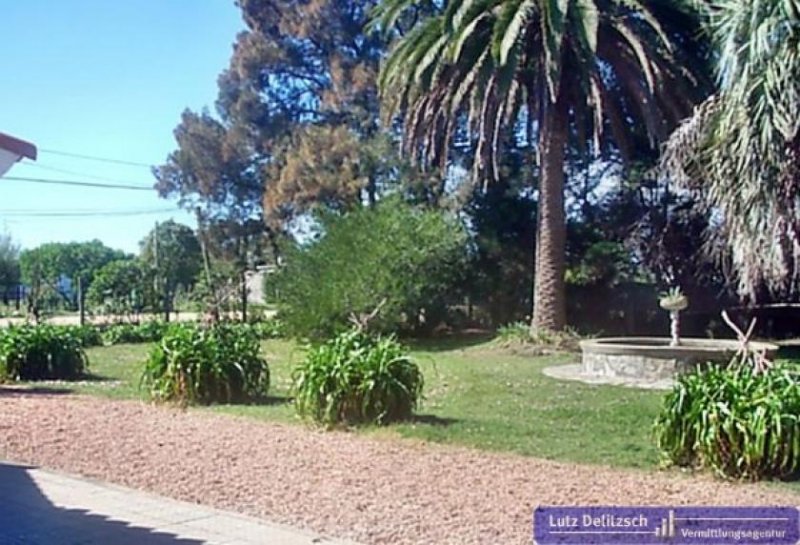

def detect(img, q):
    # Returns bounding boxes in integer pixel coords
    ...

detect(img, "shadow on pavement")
[0,463,205,545]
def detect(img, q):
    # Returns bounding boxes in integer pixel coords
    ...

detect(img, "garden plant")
[141,322,269,405]
[0,324,88,381]
[292,329,424,425]
[654,351,800,480]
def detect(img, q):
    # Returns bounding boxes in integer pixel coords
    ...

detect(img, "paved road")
[0,462,353,545]
[0,312,203,328]
[0,310,276,328]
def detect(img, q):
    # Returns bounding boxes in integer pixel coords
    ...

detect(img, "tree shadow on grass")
[0,386,75,397]
[0,463,206,545]
[410,413,459,427]
[79,372,119,382]
[408,332,495,353]
[235,394,292,407]
[258,394,292,406]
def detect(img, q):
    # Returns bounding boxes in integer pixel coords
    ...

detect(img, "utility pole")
[77,277,85,326]
[153,221,170,322]
[196,207,219,323]
[241,269,248,323]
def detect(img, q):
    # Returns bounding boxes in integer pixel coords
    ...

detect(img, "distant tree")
[264,127,400,224]
[19,241,126,309]
[0,232,20,305]
[154,110,262,229]
[155,0,393,237]
[86,259,150,317]
[156,0,406,321]
[140,221,202,319]
[218,0,382,139]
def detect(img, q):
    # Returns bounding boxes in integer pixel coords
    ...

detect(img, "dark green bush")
[141,323,269,405]
[292,329,423,425]
[61,325,104,347]
[247,319,287,340]
[86,259,150,315]
[100,320,281,346]
[102,321,168,345]
[0,325,88,381]
[274,198,467,338]
[495,321,582,353]
[654,362,800,480]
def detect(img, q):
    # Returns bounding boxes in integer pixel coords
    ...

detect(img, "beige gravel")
[1,389,798,545]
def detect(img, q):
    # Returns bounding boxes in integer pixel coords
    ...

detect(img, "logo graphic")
[654,510,675,539]
[534,506,799,544]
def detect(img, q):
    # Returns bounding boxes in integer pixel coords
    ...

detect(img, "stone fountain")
[545,289,779,388]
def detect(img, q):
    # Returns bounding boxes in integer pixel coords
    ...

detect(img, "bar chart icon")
[654,510,676,538]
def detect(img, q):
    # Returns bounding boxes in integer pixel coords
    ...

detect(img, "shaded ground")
[0,462,347,545]
[1,391,797,545]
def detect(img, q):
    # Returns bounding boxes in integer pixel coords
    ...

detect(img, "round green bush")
[0,324,88,381]
[274,199,467,338]
[141,323,269,405]
[292,329,423,425]
[654,362,800,480]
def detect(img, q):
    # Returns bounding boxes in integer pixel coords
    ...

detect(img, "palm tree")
[659,0,800,300]
[372,0,709,331]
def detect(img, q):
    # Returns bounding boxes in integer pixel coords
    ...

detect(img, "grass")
[70,337,664,469]
[11,336,799,496]
[386,345,662,467]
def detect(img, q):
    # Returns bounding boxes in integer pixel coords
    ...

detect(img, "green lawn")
[77,337,665,469]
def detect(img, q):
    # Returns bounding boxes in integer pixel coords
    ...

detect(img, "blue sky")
[0,1,244,253]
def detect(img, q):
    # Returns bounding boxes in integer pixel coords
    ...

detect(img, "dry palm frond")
[656,0,800,300]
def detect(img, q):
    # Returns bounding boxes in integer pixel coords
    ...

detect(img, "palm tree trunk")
[531,96,569,333]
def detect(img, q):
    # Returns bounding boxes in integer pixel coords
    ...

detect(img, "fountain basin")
[580,337,780,381]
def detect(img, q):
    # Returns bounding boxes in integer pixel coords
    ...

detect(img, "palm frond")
[541,0,570,100]
[493,0,536,65]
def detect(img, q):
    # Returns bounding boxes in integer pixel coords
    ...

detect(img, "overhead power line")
[0,209,177,217]
[26,162,154,186]
[3,176,155,191]
[39,148,154,168]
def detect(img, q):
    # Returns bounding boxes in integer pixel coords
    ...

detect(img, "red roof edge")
[0,132,37,160]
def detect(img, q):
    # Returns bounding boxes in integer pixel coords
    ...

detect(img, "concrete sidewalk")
[0,462,354,545]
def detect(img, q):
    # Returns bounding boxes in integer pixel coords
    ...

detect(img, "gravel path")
[1,390,798,545]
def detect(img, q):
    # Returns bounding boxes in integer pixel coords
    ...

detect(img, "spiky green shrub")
[654,362,800,480]
[0,325,88,381]
[292,329,423,425]
[141,323,269,405]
